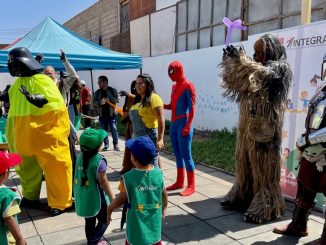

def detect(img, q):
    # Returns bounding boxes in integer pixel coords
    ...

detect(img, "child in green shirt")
[0,151,26,245]
[107,136,168,245]
[74,128,115,245]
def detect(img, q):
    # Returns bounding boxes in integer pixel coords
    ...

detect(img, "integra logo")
[279,35,326,48]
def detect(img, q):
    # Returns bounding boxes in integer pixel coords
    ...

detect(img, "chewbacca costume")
[219,34,293,223]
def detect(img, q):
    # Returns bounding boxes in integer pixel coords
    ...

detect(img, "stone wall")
[64,0,119,49]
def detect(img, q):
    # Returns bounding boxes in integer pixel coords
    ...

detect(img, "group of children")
[0,128,168,245]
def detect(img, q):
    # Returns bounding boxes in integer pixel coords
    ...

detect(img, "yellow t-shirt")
[130,93,163,129]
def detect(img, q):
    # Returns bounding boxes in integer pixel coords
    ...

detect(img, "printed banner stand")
[248,20,326,210]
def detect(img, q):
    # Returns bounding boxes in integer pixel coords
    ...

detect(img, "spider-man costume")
[164,61,196,196]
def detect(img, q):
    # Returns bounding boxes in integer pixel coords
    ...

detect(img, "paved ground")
[6,139,325,244]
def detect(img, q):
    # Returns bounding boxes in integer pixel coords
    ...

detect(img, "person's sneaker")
[114,144,120,151]
[102,146,109,151]
[51,208,65,216]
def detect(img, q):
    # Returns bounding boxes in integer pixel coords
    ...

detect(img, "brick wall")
[64,0,119,49]
[111,31,131,53]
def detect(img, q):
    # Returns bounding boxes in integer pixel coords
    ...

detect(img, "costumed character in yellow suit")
[6,47,73,216]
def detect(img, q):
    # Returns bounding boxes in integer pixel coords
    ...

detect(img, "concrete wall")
[150,6,176,56]
[156,0,180,10]
[247,0,326,35]
[175,0,242,52]
[130,15,150,57]
[64,0,119,49]
[130,5,177,57]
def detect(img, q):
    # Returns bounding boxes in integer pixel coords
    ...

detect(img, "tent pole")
[90,69,94,94]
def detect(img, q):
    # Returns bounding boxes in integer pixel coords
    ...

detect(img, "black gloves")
[0,85,10,102]
[60,49,66,62]
[19,85,48,108]
[223,45,241,60]
[35,54,44,64]
[119,90,128,97]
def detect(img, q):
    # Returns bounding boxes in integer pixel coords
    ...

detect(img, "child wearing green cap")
[74,128,115,245]
[0,152,26,245]
[107,136,168,245]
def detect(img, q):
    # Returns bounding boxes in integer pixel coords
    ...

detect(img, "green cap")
[79,128,107,151]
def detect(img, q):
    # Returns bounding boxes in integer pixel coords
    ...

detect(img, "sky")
[0,0,98,44]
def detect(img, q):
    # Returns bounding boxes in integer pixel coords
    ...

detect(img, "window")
[120,0,130,33]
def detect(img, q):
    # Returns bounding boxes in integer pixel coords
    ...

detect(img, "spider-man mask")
[168,61,185,83]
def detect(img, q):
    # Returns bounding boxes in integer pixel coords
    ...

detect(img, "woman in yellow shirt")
[129,74,165,167]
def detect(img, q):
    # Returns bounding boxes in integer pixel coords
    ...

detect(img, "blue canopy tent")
[0,17,142,90]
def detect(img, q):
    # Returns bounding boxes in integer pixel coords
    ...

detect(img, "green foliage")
[165,127,237,172]
[116,117,237,173]
[164,120,171,134]
[193,135,236,172]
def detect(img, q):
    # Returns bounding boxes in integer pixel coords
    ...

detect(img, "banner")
[248,21,326,209]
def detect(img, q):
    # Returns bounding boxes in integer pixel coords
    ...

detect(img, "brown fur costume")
[219,34,293,223]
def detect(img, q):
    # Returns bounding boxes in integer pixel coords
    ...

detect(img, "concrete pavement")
[6,140,325,244]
